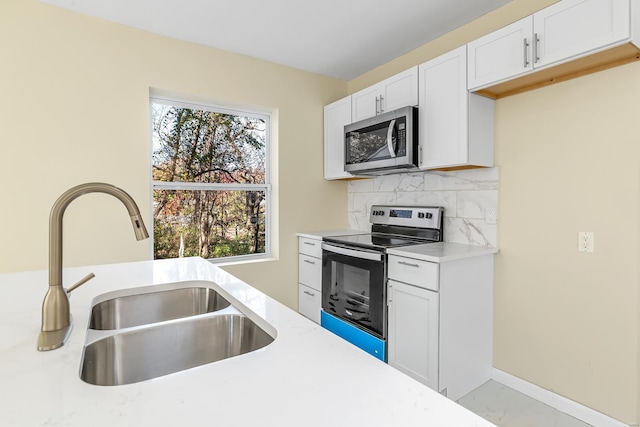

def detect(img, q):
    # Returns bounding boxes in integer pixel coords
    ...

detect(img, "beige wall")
[0,0,349,309]
[494,60,640,425]
[349,0,640,424]
[346,0,639,424]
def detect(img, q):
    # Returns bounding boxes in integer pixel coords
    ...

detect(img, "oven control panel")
[370,205,442,229]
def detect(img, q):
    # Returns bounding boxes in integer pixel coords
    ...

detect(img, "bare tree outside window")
[151,99,269,260]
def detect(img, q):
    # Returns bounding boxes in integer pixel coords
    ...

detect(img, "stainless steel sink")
[80,313,274,386]
[89,287,231,330]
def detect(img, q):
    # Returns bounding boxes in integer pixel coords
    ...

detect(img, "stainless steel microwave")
[344,106,418,175]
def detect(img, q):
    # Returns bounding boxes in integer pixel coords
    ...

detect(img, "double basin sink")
[80,281,275,386]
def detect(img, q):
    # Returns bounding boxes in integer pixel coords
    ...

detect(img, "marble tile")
[374,173,425,192]
[457,381,593,427]
[445,218,497,247]
[457,380,533,426]
[456,190,498,220]
[504,402,593,427]
[348,212,371,231]
[424,167,499,191]
[351,191,397,214]
[396,191,457,217]
[348,178,374,193]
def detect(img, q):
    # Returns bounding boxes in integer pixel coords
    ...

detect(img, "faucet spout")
[37,182,149,351]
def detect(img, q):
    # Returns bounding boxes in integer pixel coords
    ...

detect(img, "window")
[151,97,270,261]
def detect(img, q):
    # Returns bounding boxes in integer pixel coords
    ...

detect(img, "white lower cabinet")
[387,254,493,401]
[387,279,439,391]
[298,283,321,324]
[298,236,322,323]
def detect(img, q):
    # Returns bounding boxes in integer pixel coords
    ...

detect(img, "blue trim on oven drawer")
[321,310,386,362]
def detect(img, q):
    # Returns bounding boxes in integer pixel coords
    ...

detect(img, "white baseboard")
[492,368,631,427]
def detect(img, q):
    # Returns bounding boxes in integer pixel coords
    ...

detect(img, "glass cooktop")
[323,233,434,251]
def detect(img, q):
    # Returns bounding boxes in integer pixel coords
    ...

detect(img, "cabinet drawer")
[388,255,439,291]
[299,254,321,291]
[299,237,322,258]
[298,283,321,324]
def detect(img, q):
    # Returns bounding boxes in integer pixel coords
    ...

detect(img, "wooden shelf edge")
[474,43,640,100]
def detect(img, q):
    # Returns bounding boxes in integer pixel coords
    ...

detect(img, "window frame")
[150,96,272,263]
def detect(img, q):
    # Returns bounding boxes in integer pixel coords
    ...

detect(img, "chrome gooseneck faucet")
[37,183,149,351]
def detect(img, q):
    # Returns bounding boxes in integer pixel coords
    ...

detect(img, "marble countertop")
[298,230,497,263]
[388,242,498,263]
[0,257,495,426]
[296,229,366,239]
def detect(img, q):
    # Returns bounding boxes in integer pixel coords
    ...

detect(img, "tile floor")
[457,380,592,427]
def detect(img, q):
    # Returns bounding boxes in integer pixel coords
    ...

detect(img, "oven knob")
[378,210,385,216]
[418,212,425,219]
[426,213,433,219]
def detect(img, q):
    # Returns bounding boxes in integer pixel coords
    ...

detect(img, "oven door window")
[322,248,386,338]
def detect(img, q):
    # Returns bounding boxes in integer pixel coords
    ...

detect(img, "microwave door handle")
[386,119,397,158]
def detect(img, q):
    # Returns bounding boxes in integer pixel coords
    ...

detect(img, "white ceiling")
[39,0,513,80]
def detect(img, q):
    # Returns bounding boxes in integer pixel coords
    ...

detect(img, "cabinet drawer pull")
[533,33,540,63]
[303,241,316,246]
[398,261,420,268]
[303,259,316,265]
[303,290,315,297]
[523,37,529,68]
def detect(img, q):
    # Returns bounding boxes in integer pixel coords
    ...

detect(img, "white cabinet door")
[468,0,632,91]
[351,67,418,122]
[534,0,630,68]
[298,283,321,324]
[299,253,321,292]
[379,66,419,114]
[467,17,534,90]
[323,96,352,180]
[351,85,380,122]
[419,47,494,170]
[419,46,469,169]
[387,280,439,391]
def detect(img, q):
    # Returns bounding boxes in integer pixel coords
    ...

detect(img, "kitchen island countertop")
[0,257,495,426]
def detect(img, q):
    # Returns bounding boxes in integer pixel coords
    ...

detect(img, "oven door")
[321,242,386,339]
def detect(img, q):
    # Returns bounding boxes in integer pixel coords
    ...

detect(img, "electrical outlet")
[578,232,594,253]
[485,207,497,224]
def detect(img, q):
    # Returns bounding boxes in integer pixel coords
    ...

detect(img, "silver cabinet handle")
[533,33,540,64]
[379,95,384,113]
[398,261,420,268]
[303,259,316,265]
[386,119,397,158]
[523,38,529,68]
[303,290,315,297]
[303,241,316,246]
[375,96,380,115]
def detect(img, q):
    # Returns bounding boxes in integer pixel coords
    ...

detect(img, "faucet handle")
[66,273,96,294]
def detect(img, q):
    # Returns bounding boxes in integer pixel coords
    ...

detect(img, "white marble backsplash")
[348,167,498,247]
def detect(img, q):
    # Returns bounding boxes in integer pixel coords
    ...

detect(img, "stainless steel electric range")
[320,205,444,361]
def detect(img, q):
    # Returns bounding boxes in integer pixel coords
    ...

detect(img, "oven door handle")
[322,243,383,262]
[386,119,397,158]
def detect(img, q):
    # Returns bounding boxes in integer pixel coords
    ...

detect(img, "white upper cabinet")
[468,0,633,91]
[534,0,630,68]
[351,67,418,122]
[323,95,352,180]
[467,17,533,90]
[418,46,494,170]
